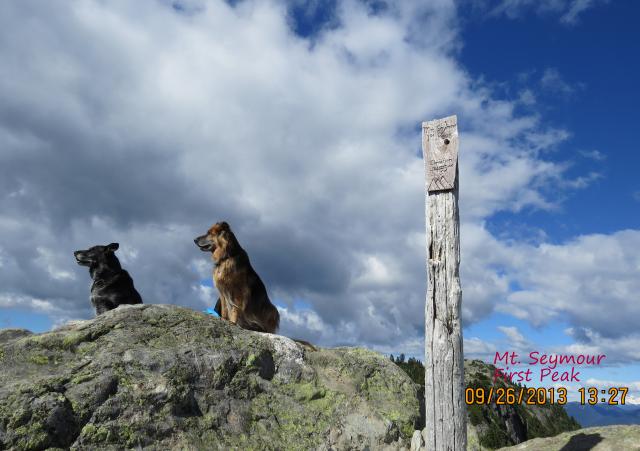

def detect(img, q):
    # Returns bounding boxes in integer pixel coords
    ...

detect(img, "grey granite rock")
[0,304,420,450]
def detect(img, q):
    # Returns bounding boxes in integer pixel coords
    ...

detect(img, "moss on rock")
[0,304,420,450]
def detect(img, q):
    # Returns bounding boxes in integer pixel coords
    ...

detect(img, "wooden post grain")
[422,115,466,451]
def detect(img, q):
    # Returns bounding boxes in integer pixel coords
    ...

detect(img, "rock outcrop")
[0,304,420,450]
[496,424,640,450]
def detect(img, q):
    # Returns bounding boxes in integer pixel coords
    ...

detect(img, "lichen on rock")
[0,304,421,450]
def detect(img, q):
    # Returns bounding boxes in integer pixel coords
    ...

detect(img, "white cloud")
[560,0,601,24]
[194,284,213,306]
[464,336,499,362]
[579,149,606,161]
[561,171,601,189]
[464,327,533,363]
[352,254,398,287]
[585,378,640,405]
[510,231,640,331]
[483,229,640,351]
[497,326,530,348]
[540,68,581,96]
[460,222,512,321]
[36,247,77,281]
[489,0,608,24]
[461,225,640,365]
[0,0,635,359]
[563,328,640,364]
[517,89,536,106]
[0,294,58,314]
[278,306,326,342]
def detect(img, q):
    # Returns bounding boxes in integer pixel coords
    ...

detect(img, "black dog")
[74,243,142,315]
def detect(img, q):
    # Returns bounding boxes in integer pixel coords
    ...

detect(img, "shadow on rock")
[559,432,603,451]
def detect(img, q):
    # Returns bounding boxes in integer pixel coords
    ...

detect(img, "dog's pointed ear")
[107,242,119,252]
[219,221,230,230]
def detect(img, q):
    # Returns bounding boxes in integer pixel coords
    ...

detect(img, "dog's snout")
[74,250,90,266]
[195,235,214,251]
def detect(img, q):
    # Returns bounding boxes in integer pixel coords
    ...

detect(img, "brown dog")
[194,221,280,333]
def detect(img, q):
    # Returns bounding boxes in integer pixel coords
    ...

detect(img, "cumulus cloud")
[465,326,532,363]
[540,68,583,97]
[0,0,634,360]
[517,89,536,106]
[579,149,606,161]
[463,226,640,365]
[488,0,608,24]
[564,328,640,365]
[464,337,499,363]
[467,325,640,374]
[497,326,531,349]
[560,0,604,24]
[561,171,601,189]
[458,224,640,353]
[498,230,640,339]
[584,379,640,405]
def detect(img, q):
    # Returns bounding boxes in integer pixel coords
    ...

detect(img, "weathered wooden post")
[422,115,466,450]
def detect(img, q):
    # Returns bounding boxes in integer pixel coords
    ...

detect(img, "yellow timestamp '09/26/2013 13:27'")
[464,386,629,406]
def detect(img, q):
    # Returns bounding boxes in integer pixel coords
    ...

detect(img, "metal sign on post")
[422,115,466,451]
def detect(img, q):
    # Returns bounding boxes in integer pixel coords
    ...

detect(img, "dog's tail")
[292,338,317,351]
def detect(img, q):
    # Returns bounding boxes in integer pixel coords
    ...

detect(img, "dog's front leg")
[227,305,239,325]
[94,300,112,316]
[219,296,229,320]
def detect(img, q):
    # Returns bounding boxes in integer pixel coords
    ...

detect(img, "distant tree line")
[390,354,424,386]
[390,355,581,449]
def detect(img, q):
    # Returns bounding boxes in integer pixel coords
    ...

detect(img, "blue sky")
[0,0,638,404]
[461,0,640,241]
[459,0,640,401]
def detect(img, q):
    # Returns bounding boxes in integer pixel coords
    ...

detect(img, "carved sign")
[422,115,458,192]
